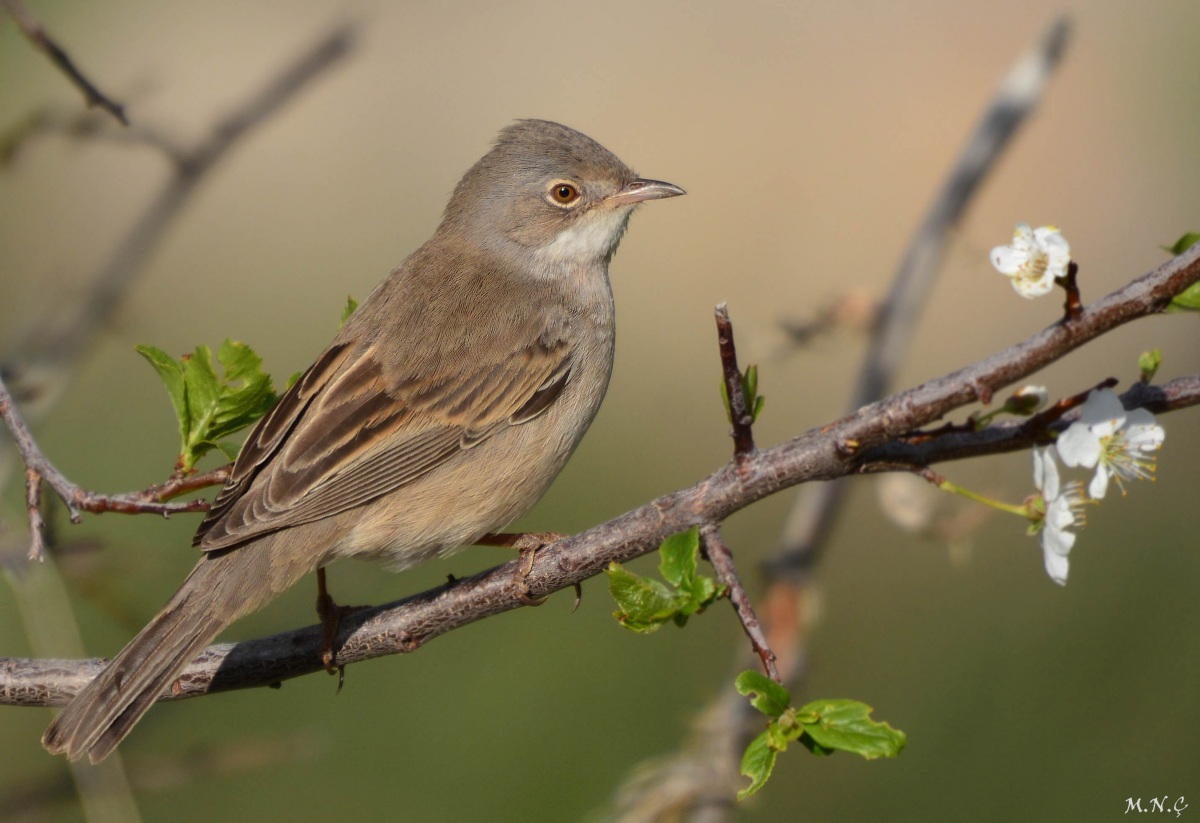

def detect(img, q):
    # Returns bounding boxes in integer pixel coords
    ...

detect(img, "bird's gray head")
[440,120,684,266]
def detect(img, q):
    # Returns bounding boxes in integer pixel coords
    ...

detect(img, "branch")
[700,525,778,682]
[0,21,357,424]
[859,375,1200,469]
[3,243,1197,705]
[1,0,129,125]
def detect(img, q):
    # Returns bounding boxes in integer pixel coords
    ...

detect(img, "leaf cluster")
[735,671,906,799]
[136,339,279,471]
[605,527,726,632]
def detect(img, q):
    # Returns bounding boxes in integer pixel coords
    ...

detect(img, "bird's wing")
[194,329,573,551]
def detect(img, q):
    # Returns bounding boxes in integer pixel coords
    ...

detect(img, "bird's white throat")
[533,208,633,269]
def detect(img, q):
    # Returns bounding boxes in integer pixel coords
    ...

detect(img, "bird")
[42,119,685,762]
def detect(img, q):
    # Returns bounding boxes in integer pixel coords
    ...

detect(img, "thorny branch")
[3,241,1199,706]
[700,525,779,683]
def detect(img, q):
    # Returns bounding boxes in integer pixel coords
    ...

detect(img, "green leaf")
[1164,232,1200,255]
[679,575,722,617]
[180,344,221,456]
[658,527,699,588]
[207,340,278,442]
[137,339,279,471]
[735,670,791,718]
[752,394,765,423]
[796,699,907,760]
[340,295,359,327]
[737,731,777,800]
[1164,234,1200,311]
[1168,281,1200,312]
[719,365,766,425]
[135,345,188,445]
[606,562,688,633]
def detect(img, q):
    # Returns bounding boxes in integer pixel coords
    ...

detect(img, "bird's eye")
[548,182,580,206]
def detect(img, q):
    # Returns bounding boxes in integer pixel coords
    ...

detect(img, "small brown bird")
[42,119,684,762]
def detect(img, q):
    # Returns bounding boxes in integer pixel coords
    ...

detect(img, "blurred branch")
[3,240,1199,706]
[778,16,1071,573]
[1,0,129,125]
[606,18,1072,820]
[0,21,357,426]
[0,19,357,820]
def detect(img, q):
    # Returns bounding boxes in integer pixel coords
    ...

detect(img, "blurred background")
[1,1,1198,820]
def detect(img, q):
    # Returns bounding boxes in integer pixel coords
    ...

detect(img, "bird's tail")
[42,538,308,763]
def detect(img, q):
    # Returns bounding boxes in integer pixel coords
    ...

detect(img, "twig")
[1060,261,1083,321]
[1,358,223,557]
[1,22,357,426]
[24,468,45,561]
[714,303,756,463]
[142,466,232,502]
[906,376,1118,442]
[700,525,779,682]
[3,244,1198,706]
[859,375,1200,470]
[1,0,129,125]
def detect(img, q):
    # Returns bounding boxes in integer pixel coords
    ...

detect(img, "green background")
[1,1,1198,820]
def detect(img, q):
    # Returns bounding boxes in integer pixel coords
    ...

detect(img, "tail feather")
[43,539,309,763]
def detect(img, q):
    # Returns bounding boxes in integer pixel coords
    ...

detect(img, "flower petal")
[1056,421,1101,468]
[1078,389,1126,432]
[1012,270,1057,298]
[991,245,1027,275]
[1042,544,1070,586]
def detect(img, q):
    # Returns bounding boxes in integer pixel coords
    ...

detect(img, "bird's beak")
[607,178,687,206]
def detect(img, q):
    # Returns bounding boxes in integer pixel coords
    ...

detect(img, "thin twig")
[859,374,1200,469]
[714,303,756,463]
[906,376,1118,442]
[1,0,129,125]
[1060,261,1083,321]
[0,370,218,557]
[700,525,779,682]
[24,468,45,561]
[142,466,232,503]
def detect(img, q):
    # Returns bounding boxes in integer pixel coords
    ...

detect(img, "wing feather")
[195,330,572,551]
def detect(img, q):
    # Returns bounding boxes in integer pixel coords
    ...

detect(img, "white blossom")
[1031,446,1087,586]
[1056,389,1165,498]
[990,224,1071,298]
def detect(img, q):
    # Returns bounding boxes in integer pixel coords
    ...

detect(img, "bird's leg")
[315,567,350,677]
[475,531,568,607]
